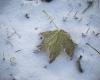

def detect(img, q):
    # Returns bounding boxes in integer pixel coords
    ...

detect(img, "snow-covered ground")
[0,0,100,80]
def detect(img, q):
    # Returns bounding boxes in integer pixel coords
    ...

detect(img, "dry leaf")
[38,29,76,63]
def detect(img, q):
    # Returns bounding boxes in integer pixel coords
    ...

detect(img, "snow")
[0,0,100,80]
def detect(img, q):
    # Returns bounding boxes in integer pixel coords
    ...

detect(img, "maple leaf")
[38,29,76,63]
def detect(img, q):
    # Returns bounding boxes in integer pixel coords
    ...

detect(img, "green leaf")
[39,29,76,63]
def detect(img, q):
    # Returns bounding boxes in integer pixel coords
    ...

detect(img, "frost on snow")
[0,0,100,80]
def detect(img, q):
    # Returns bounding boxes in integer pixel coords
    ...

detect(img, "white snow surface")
[0,0,100,80]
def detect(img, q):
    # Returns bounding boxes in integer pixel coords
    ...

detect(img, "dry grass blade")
[86,43,100,55]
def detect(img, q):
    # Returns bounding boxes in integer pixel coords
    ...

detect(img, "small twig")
[7,32,16,38]
[25,13,30,19]
[42,10,59,29]
[67,7,73,16]
[62,17,67,22]
[76,55,84,73]
[78,17,83,22]
[41,0,53,2]
[81,27,90,38]
[6,29,14,47]
[73,11,78,19]
[5,39,14,47]
[86,43,100,54]
[86,27,90,34]
[3,52,5,61]
[7,27,21,39]
[9,73,16,80]
[32,49,40,54]
[82,33,87,38]
[62,8,73,22]
[11,27,21,38]
[95,33,100,36]
[15,50,21,53]
[82,0,94,13]
[92,31,100,37]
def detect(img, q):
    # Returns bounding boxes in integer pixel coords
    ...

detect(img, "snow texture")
[0,0,100,80]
